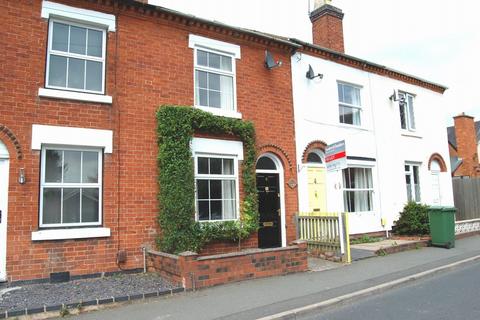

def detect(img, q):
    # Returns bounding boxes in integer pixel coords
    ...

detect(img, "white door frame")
[0,141,10,282]
[256,153,287,247]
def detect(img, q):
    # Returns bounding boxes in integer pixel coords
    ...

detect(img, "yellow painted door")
[307,167,327,212]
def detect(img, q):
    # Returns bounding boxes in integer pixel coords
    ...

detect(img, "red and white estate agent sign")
[325,140,347,172]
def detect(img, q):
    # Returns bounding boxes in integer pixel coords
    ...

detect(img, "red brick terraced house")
[0,0,302,282]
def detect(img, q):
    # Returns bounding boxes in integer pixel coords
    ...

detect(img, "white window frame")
[39,145,103,228]
[405,163,421,203]
[189,34,241,119]
[194,154,240,222]
[337,82,363,127]
[45,18,107,95]
[399,91,416,131]
[342,166,374,213]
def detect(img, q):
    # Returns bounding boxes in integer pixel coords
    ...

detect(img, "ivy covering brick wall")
[156,106,259,253]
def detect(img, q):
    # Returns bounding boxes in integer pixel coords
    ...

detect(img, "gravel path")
[0,273,175,312]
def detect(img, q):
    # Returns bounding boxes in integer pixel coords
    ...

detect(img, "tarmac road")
[300,260,480,320]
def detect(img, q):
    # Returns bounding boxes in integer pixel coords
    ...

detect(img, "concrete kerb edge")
[256,254,480,320]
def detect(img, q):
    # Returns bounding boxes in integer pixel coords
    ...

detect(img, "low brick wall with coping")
[147,240,308,289]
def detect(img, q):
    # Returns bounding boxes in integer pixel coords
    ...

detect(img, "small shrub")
[60,305,70,317]
[393,202,430,235]
[377,248,387,256]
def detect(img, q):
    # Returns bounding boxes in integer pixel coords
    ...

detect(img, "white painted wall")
[291,52,454,235]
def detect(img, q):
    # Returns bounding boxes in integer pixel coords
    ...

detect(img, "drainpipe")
[142,247,147,273]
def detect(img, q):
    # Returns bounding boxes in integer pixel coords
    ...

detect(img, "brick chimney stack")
[454,113,479,177]
[310,0,345,53]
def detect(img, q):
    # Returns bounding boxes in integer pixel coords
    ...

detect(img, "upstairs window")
[338,82,362,126]
[194,49,235,111]
[405,163,421,202]
[399,92,416,131]
[46,20,106,94]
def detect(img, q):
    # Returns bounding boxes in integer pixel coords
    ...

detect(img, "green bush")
[393,202,430,235]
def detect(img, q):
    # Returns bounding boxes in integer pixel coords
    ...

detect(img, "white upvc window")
[40,146,102,227]
[399,92,416,131]
[194,48,236,111]
[405,163,421,202]
[194,155,239,221]
[338,82,362,126]
[46,19,107,94]
[342,167,373,212]
[189,35,241,118]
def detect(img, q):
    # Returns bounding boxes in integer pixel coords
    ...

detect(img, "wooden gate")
[295,212,351,263]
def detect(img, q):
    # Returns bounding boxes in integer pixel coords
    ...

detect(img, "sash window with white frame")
[342,167,373,212]
[40,147,102,227]
[195,156,238,221]
[399,92,416,131]
[46,19,106,94]
[405,163,421,202]
[338,82,362,126]
[194,48,235,111]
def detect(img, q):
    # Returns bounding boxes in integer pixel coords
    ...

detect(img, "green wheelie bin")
[428,206,456,249]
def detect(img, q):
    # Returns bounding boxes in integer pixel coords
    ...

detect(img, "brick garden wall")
[148,241,308,289]
[0,0,299,281]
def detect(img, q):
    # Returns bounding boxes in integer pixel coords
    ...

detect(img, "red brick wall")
[0,0,298,281]
[453,114,480,177]
[311,9,345,53]
[147,251,182,286]
[148,241,308,289]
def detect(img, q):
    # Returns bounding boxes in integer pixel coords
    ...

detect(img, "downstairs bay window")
[195,156,238,221]
[342,167,374,212]
[40,147,102,227]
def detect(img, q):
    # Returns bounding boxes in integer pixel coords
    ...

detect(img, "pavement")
[67,235,480,320]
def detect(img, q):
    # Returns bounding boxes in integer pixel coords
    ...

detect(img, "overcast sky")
[150,0,480,126]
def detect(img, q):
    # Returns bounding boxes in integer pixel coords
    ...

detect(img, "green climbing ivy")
[156,105,258,253]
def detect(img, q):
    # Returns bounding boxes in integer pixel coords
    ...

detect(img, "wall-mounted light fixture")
[18,168,26,185]
[265,50,282,70]
[306,64,323,80]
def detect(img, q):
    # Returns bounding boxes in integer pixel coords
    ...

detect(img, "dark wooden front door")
[257,173,281,248]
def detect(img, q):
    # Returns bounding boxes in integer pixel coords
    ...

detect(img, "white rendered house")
[291,2,453,235]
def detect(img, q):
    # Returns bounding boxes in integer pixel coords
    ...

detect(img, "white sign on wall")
[326,140,347,172]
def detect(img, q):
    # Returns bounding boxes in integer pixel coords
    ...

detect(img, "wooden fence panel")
[453,178,480,221]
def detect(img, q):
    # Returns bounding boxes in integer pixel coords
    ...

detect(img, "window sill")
[195,106,242,119]
[336,123,370,131]
[38,88,113,104]
[401,131,422,139]
[31,227,110,241]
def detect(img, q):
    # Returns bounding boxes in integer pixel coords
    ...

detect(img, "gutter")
[290,38,448,92]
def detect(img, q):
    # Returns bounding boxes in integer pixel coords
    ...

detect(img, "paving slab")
[351,248,377,261]
[308,257,343,272]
